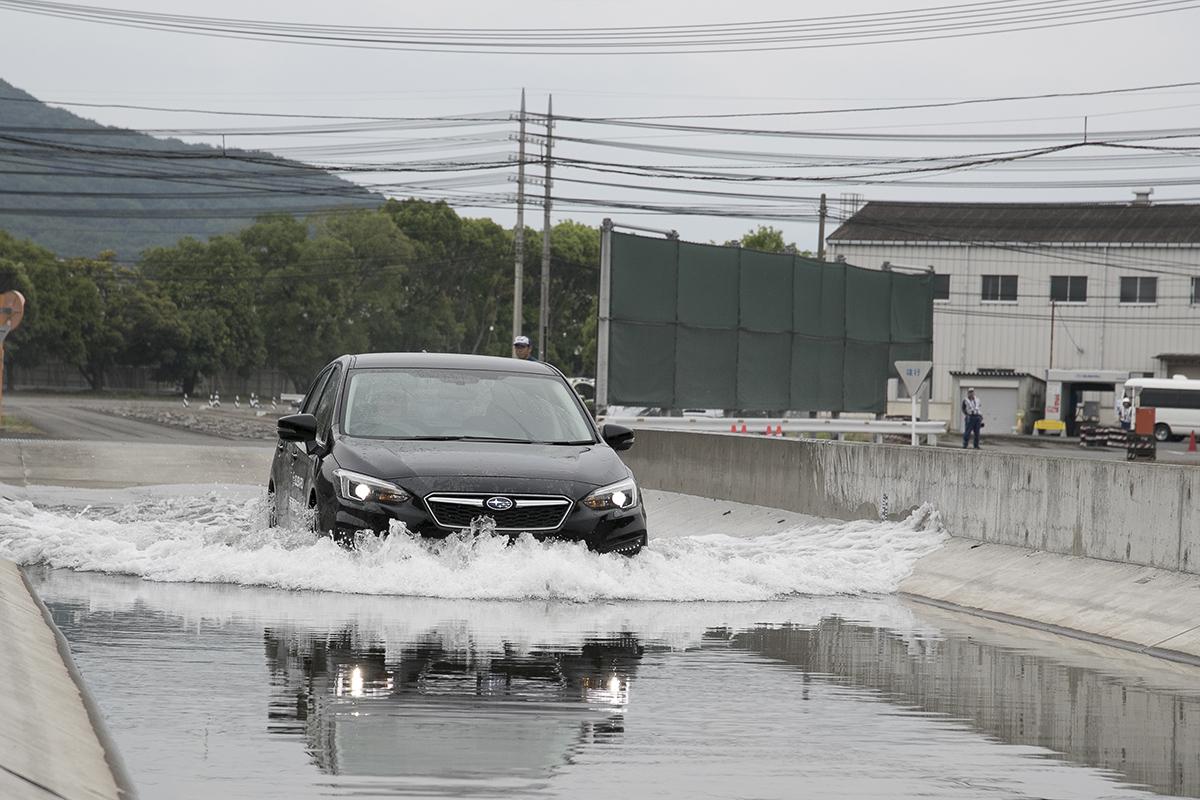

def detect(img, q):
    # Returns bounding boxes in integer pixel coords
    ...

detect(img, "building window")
[1192,277,1200,305]
[981,274,1018,302]
[932,273,950,302]
[1050,275,1087,303]
[1119,276,1157,304]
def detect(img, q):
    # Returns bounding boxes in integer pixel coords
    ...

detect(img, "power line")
[578,79,1200,120]
[1,0,1196,54]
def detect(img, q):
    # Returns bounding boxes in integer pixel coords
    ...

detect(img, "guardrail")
[598,416,946,442]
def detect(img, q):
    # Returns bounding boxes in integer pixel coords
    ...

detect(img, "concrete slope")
[0,560,130,800]
[901,538,1200,665]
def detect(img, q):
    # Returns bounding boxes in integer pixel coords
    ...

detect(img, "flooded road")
[30,568,1200,800]
[5,482,1199,799]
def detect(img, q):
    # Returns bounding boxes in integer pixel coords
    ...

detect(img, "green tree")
[239,214,309,272]
[258,233,369,389]
[141,236,266,394]
[383,199,512,355]
[541,220,601,375]
[740,225,788,253]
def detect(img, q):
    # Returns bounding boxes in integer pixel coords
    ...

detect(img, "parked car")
[268,353,647,555]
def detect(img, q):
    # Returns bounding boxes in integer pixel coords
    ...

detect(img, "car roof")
[345,352,558,375]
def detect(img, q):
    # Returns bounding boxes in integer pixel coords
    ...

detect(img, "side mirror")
[278,413,318,443]
[602,423,635,451]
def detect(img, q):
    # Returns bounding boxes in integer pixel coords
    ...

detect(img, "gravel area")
[92,401,285,440]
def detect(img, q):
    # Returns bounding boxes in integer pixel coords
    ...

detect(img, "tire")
[1154,423,1171,442]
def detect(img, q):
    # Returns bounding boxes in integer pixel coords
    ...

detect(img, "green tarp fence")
[606,232,933,413]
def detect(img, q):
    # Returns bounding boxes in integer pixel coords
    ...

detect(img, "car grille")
[424,494,572,532]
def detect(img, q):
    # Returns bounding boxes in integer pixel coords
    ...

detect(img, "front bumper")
[333,495,647,554]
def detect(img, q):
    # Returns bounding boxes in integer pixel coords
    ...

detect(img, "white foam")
[0,486,946,602]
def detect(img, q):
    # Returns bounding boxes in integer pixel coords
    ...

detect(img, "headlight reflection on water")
[334,664,393,699]
[583,674,630,709]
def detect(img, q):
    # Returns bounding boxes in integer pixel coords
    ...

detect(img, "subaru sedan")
[268,353,646,554]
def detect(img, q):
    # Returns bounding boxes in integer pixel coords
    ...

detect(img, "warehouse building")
[826,196,1200,432]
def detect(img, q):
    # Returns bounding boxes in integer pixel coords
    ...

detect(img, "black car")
[268,353,647,554]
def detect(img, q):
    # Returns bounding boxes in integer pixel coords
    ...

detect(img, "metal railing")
[598,415,946,441]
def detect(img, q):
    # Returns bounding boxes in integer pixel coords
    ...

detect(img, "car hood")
[330,437,630,498]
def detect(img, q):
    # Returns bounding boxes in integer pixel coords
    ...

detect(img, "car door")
[280,366,333,526]
[293,363,343,531]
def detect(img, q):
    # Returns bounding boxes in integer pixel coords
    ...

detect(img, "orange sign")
[0,290,24,340]
[0,290,24,418]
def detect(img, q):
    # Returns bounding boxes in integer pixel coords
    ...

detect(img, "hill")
[0,78,383,258]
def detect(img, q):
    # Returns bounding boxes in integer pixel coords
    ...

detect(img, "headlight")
[333,469,410,504]
[582,477,638,511]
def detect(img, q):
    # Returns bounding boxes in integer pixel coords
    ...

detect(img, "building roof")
[828,201,1200,245]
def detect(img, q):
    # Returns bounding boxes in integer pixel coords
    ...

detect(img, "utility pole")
[539,95,553,362]
[1049,300,1056,369]
[817,193,827,261]
[512,89,527,344]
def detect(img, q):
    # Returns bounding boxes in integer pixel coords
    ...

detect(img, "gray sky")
[2,0,1199,247]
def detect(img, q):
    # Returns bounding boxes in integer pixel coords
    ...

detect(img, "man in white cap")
[1117,396,1134,430]
[961,387,983,449]
[512,335,536,361]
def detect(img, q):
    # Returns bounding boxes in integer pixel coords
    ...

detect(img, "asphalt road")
[2,394,237,444]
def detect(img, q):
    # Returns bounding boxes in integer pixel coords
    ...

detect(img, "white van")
[1124,376,1200,441]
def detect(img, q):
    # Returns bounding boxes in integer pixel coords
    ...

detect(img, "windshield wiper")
[397,435,468,441]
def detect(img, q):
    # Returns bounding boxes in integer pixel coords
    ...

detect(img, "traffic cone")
[1190,431,1197,453]
[739,423,748,434]
[775,424,784,437]
[730,423,737,433]
[764,424,771,436]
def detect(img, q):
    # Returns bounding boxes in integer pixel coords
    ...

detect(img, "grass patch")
[0,414,44,436]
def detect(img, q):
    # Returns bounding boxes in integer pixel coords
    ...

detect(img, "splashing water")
[0,487,945,602]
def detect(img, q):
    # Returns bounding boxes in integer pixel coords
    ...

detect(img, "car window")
[343,368,595,443]
[312,365,342,442]
[300,369,332,415]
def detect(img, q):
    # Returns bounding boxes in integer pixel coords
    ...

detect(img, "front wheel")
[1154,423,1171,442]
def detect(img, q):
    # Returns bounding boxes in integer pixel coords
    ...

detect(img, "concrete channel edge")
[19,567,139,800]
[899,592,1200,669]
[0,559,136,800]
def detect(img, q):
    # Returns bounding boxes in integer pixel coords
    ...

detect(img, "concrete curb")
[900,592,1200,669]
[0,559,133,800]
[19,568,139,800]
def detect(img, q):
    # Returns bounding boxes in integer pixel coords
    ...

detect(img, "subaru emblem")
[485,496,514,512]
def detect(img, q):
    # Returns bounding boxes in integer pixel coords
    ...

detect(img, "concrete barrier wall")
[624,431,1198,575]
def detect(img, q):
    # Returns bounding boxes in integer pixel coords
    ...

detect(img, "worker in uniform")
[961,387,983,449]
[1117,397,1134,430]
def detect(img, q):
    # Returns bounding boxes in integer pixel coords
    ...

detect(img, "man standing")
[961,387,983,449]
[512,335,537,361]
[1117,397,1134,430]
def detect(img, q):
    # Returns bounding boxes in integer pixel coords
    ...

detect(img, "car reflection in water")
[263,626,642,781]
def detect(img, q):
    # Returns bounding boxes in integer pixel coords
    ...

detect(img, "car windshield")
[342,368,596,444]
